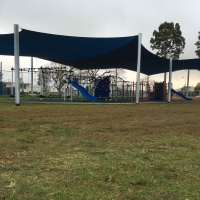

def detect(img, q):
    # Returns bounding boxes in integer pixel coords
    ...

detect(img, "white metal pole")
[87,70,89,93]
[136,33,142,104]
[78,69,81,97]
[115,68,118,101]
[168,58,173,103]
[0,62,2,82]
[186,69,190,97]
[0,62,2,95]
[164,73,167,84]
[40,68,43,100]
[11,68,14,96]
[64,73,66,101]
[31,57,33,97]
[70,67,73,101]
[14,24,20,106]
[21,70,24,95]
[147,75,149,84]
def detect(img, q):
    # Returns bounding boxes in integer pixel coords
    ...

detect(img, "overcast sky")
[0,0,200,89]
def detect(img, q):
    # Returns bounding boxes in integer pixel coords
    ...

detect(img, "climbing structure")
[154,82,166,100]
[95,77,110,99]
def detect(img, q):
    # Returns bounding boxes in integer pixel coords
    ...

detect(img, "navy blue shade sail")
[0,29,200,75]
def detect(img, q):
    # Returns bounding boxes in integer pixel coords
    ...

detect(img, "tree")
[194,32,200,58]
[37,67,51,95]
[150,22,186,59]
[48,62,70,98]
[82,68,126,88]
[140,75,155,92]
[194,82,200,91]
[140,76,154,86]
[181,85,193,92]
[104,68,126,80]
[83,68,126,81]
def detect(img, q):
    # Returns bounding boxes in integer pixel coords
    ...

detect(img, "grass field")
[0,101,200,199]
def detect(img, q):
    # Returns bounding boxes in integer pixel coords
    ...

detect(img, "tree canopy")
[150,22,186,59]
[194,82,200,91]
[194,32,200,58]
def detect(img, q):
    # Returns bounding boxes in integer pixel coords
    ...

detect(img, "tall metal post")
[115,68,118,101]
[0,62,2,95]
[78,69,81,97]
[136,33,142,104]
[86,70,89,92]
[70,66,73,101]
[186,69,190,97]
[164,73,167,84]
[0,62,2,82]
[40,67,43,100]
[147,75,149,84]
[168,58,173,103]
[31,57,33,97]
[14,24,20,106]
[11,68,14,96]
[21,70,24,95]
[64,73,66,101]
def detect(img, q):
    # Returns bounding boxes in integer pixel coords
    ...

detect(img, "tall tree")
[194,32,200,58]
[150,22,186,59]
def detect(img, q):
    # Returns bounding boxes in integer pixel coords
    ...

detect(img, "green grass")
[0,102,200,199]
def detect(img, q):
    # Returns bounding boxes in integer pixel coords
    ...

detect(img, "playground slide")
[171,88,192,101]
[69,80,98,101]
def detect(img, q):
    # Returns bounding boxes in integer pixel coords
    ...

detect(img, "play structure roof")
[0,28,200,75]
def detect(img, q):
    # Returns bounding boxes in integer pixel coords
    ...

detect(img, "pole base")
[15,103,20,106]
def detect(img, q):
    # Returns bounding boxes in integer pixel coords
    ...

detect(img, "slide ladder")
[69,80,97,101]
[171,88,192,101]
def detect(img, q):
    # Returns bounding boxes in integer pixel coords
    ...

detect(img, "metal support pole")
[14,24,20,106]
[0,62,3,94]
[164,73,167,84]
[86,70,89,93]
[70,67,73,101]
[136,33,142,104]
[11,68,14,96]
[64,73,66,101]
[115,68,118,101]
[168,58,173,103]
[78,69,81,97]
[0,62,2,95]
[40,67,43,100]
[122,80,124,100]
[0,62,2,82]
[31,57,33,97]
[21,70,24,95]
[147,75,149,84]
[186,69,190,97]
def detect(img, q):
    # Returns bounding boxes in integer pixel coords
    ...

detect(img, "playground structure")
[1,25,200,105]
[0,66,193,102]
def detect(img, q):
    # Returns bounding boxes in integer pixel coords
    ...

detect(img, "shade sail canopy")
[0,28,200,75]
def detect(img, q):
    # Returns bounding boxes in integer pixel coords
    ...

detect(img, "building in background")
[0,81,40,95]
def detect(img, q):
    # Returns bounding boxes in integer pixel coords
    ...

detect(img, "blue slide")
[171,88,193,101]
[69,80,98,101]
